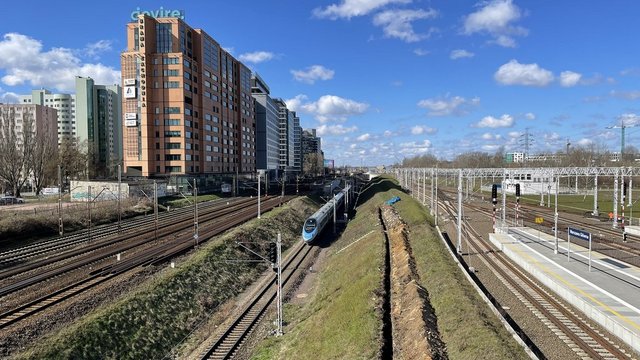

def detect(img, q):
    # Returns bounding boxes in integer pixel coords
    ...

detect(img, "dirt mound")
[381,205,447,360]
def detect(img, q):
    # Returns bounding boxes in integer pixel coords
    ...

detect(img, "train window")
[304,219,317,233]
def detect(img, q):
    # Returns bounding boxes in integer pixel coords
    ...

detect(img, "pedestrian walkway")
[489,227,640,355]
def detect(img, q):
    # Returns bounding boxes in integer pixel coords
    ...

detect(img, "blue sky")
[1,1,639,166]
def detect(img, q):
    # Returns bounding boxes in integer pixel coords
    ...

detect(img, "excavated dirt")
[380,206,447,360]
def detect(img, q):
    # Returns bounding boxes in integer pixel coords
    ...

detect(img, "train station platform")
[489,227,640,355]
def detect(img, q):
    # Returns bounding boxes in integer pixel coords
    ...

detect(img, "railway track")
[0,197,244,267]
[0,196,291,329]
[427,185,640,267]
[437,194,633,359]
[0,197,260,286]
[199,237,319,360]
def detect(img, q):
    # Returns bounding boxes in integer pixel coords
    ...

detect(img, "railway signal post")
[276,233,283,336]
[491,184,498,230]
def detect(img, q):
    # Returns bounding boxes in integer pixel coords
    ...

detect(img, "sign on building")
[124,86,137,99]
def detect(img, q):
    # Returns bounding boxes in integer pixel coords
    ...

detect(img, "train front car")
[302,217,319,242]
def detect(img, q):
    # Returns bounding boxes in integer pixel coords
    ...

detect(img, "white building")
[19,89,75,146]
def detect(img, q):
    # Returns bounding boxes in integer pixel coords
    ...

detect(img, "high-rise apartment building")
[302,128,324,175]
[75,76,123,177]
[293,113,302,173]
[251,74,279,175]
[0,104,58,148]
[274,99,295,175]
[19,90,75,146]
[121,14,256,178]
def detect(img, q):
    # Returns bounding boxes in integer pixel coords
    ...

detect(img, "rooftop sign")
[130,7,185,21]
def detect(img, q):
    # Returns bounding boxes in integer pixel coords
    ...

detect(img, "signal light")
[269,242,277,264]
[491,184,498,205]
[515,184,521,197]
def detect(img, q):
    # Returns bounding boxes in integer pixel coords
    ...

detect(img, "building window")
[164,107,180,114]
[165,154,181,161]
[165,142,181,149]
[164,119,180,126]
[166,166,182,173]
[156,23,173,53]
[164,131,181,137]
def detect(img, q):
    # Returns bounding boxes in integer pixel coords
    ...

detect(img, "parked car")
[0,196,24,205]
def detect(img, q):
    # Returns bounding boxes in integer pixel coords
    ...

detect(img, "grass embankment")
[253,175,526,359]
[394,177,527,359]
[16,198,316,360]
[252,179,388,359]
[159,194,220,208]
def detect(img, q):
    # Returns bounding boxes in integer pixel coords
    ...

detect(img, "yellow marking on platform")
[508,243,640,332]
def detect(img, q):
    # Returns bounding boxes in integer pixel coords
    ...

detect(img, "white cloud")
[417,94,480,116]
[313,0,411,19]
[0,89,19,103]
[84,40,112,58]
[0,33,120,92]
[617,113,640,127]
[450,49,475,59]
[356,133,371,141]
[373,9,438,42]
[238,51,275,64]
[543,132,561,141]
[411,125,436,135]
[399,139,432,155]
[481,132,501,140]
[350,143,358,149]
[291,65,335,84]
[316,124,359,136]
[494,60,554,87]
[413,48,430,56]
[577,138,593,147]
[507,131,521,138]
[474,114,514,128]
[559,71,582,87]
[524,112,535,120]
[481,144,501,152]
[222,46,234,55]
[288,94,369,123]
[284,94,308,113]
[384,130,395,137]
[463,0,527,47]
[610,90,640,100]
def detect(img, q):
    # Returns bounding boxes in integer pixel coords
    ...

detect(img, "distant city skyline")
[0,1,639,166]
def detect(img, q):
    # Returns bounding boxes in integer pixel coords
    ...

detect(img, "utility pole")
[554,173,559,254]
[333,193,337,235]
[613,170,619,229]
[258,170,263,219]
[88,186,92,242]
[58,165,63,236]
[276,233,283,336]
[193,179,199,246]
[154,180,158,240]
[593,173,599,216]
[117,164,122,233]
[457,169,462,253]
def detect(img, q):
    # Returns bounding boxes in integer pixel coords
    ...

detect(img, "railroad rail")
[0,197,246,267]
[199,238,319,359]
[0,196,291,329]
[438,193,632,359]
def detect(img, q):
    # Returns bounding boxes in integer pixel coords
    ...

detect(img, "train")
[302,185,350,244]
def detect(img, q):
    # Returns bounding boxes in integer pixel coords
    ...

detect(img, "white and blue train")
[302,186,350,244]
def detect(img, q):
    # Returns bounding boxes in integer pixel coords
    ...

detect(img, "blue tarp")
[385,196,401,205]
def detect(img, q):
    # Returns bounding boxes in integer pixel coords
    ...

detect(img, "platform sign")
[568,227,590,241]
[535,217,544,224]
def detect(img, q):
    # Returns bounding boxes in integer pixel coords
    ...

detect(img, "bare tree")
[303,153,322,176]
[0,107,34,196]
[30,128,58,195]
[58,137,88,182]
